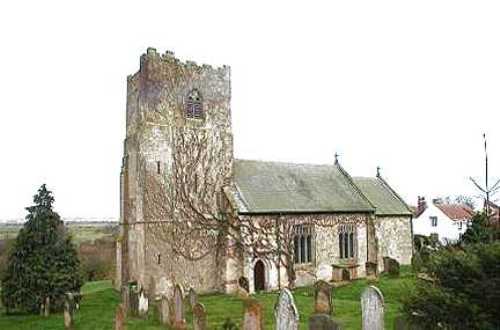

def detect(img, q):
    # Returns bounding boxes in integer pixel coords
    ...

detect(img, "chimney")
[417,196,427,216]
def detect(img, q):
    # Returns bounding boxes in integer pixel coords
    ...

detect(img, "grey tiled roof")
[352,177,412,216]
[233,159,375,214]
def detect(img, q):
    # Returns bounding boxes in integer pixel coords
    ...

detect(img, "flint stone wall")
[374,216,412,272]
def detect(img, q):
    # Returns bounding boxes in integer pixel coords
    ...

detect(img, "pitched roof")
[233,159,375,214]
[352,177,412,216]
[434,203,474,221]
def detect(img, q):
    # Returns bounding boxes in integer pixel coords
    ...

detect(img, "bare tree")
[139,127,367,289]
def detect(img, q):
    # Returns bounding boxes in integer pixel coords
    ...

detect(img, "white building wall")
[413,203,468,244]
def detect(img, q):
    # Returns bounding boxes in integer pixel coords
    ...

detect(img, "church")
[116,48,413,296]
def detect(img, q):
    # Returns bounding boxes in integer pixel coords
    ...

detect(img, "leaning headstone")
[173,284,186,329]
[138,289,149,317]
[188,287,198,308]
[309,314,342,330]
[192,302,207,330]
[274,288,299,330]
[243,298,263,330]
[314,280,333,315]
[158,295,171,325]
[64,293,76,330]
[115,303,126,330]
[361,286,384,330]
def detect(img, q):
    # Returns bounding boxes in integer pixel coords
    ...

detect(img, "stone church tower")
[116,48,234,295]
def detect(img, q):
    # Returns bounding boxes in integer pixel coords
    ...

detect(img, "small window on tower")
[185,89,204,119]
[156,161,161,174]
[157,253,161,265]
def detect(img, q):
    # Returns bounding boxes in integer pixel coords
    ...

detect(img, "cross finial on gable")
[376,166,381,178]
[334,152,340,165]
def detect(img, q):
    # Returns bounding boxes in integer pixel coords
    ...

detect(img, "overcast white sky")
[0,1,499,220]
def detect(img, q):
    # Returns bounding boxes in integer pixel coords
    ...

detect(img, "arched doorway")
[254,260,266,292]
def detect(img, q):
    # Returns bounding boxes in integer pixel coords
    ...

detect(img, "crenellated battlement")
[137,47,230,78]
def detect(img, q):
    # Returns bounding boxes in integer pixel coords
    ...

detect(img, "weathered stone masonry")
[117,49,413,295]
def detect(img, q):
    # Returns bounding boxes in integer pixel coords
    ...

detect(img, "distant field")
[0,222,118,244]
[0,268,416,329]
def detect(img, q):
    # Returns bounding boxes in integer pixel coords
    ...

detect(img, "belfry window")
[293,225,313,264]
[339,224,356,259]
[185,89,204,119]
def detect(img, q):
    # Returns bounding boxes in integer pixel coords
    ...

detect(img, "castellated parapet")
[117,48,233,294]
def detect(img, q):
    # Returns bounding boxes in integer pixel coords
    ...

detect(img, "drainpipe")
[276,213,282,290]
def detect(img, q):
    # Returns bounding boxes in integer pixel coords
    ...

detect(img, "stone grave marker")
[121,285,130,315]
[158,295,171,325]
[64,293,76,330]
[188,287,198,308]
[138,289,149,317]
[274,288,299,330]
[192,302,207,330]
[314,280,333,315]
[173,284,186,329]
[148,275,156,300]
[43,296,50,317]
[129,287,139,317]
[309,314,342,330]
[115,303,126,330]
[243,298,263,330]
[361,286,384,330]
[388,258,400,277]
[365,262,378,278]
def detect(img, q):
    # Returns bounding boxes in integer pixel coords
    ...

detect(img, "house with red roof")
[413,197,475,243]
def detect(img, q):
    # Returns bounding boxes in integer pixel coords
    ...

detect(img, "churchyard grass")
[0,267,415,329]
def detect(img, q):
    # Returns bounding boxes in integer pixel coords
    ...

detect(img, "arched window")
[185,89,204,119]
[293,225,313,264]
[339,224,356,260]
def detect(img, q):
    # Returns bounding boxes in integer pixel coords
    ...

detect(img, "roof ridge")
[234,158,335,167]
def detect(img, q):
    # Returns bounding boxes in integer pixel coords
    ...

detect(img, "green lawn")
[0,268,415,329]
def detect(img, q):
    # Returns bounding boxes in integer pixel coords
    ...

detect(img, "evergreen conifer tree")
[1,184,83,313]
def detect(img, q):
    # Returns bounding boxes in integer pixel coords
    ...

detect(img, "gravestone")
[309,314,342,330]
[314,280,333,315]
[274,288,299,330]
[173,284,186,329]
[388,259,400,277]
[238,276,250,293]
[382,257,392,273]
[243,298,263,330]
[129,287,139,317]
[44,297,50,317]
[361,286,384,330]
[188,287,198,308]
[115,303,126,330]
[64,293,76,330]
[121,285,130,314]
[148,275,156,300]
[158,295,171,325]
[365,262,377,278]
[138,289,149,317]
[192,302,207,330]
